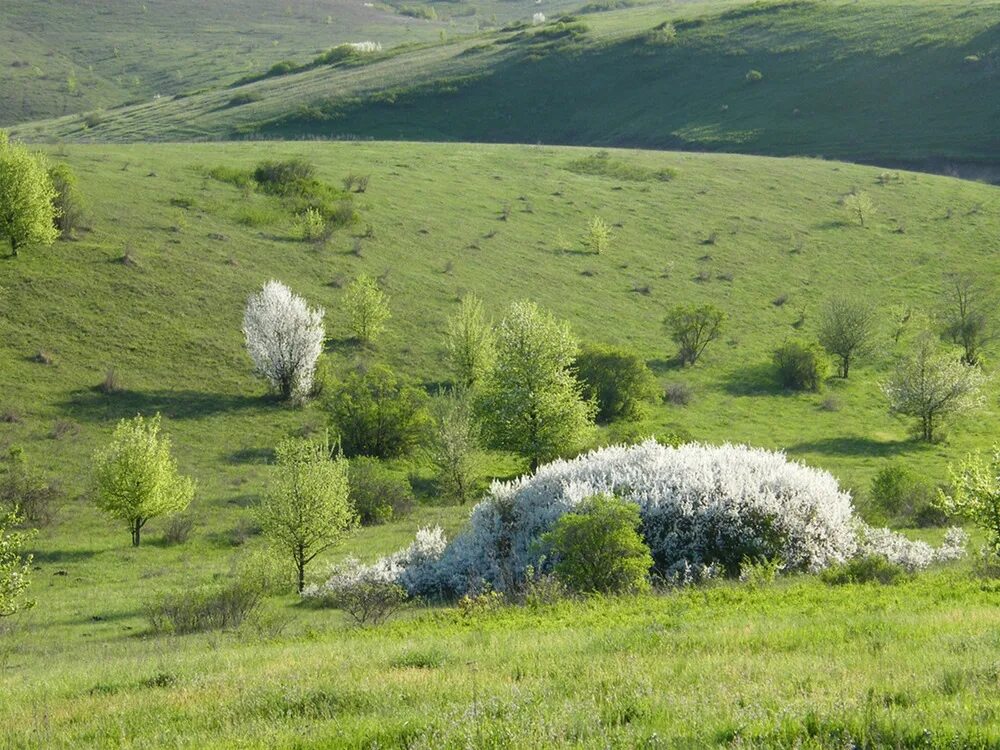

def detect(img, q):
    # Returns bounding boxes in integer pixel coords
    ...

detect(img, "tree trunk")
[842,356,850,379]
[10,237,18,257]
[131,518,142,547]
[296,544,305,592]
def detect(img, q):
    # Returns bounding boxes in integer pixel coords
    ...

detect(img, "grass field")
[12,0,1000,170]
[2,138,1000,745]
[0,0,584,127]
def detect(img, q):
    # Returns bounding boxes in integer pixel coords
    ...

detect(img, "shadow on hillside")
[786,436,915,458]
[646,356,684,374]
[721,363,785,396]
[228,447,274,465]
[28,548,97,565]
[60,388,268,422]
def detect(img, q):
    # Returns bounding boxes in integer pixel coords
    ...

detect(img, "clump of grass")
[50,418,80,440]
[100,368,123,394]
[664,382,693,406]
[566,150,676,182]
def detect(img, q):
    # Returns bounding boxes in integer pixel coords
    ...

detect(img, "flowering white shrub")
[533,12,546,24]
[346,41,382,53]
[302,526,446,601]
[386,442,963,597]
[242,280,325,401]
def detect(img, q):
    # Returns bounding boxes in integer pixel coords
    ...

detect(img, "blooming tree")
[243,280,326,401]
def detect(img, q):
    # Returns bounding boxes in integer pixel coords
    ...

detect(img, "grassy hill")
[12,0,1000,170]
[2,140,1000,746]
[0,0,581,127]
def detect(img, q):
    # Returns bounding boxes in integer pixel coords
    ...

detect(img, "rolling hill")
[11,0,1000,172]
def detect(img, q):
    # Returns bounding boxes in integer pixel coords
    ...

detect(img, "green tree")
[0,131,58,256]
[343,273,390,344]
[584,215,611,254]
[843,191,876,227]
[939,448,1000,555]
[773,339,829,391]
[542,494,652,594]
[0,509,35,619]
[92,414,195,546]
[47,162,84,237]
[574,343,659,423]
[325,363,430,459]
[446,294,494,387]
[817,295,877,378]
[256,435,356,592]
[476,300,594,471]
[664,304,726,366]
[940,272,994,366]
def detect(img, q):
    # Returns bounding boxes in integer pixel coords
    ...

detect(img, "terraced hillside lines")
[14,0,1000,170]
[0,0,583,127]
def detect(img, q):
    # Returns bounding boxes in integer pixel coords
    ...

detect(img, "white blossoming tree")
[243,280,326,401]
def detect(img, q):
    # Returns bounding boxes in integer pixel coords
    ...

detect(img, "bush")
[773,340,828,391]
[304,567,407,626]
[745,69,763,82]
[868,464,943,527]
[395,442,962,597]
[0,447,60,526]
[820,555,908,586]
[542,493,652,594]
[348,457,414,526]
[574,344,659,423]
[325,364,430,459]
[663,382,693,406]
[161,515,193,545]
[48,163,84,237]
[252,159,316,196]
[664,304,725,365]
[294,207,327,242]
[146,581,264,634]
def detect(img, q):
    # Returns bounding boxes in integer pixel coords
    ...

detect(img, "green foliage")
[325,364,430,459]
[566,151,676,182]
[866,463,942,527]
[843,191,876,227]
[348,457,414,526]
[92,414,195,547]
[584,215,611,254]
[47,162,84,237]
[0,132,58,256]
[0,447,60,526]
[310,579,408,627]
[476,301,595,471]
[427,389,483,505]
[446,294,494,388]
[256,434,355,592]
[294,206,326,242]
[820,555,908,586]
[939,272,994,367]
[574,343,658,423]
[0,509,34,618]
[817,295,877,378]
[542,493,652,594]
[940,447,1000,556]
[745,69,764,82]
[343,274,391,344]
[252,159,316,196]
[664,304,725,366]
[773,339,829,391]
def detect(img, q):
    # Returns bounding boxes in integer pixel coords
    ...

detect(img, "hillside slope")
[13,0,1000,169]
[0,0,578,126]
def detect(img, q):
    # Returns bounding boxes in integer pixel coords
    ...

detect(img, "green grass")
[2,139,1000,747]
[0,0,586,127]
[12,0,1000,170]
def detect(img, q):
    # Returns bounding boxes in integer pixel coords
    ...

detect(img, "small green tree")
[584,216,611,254]
[325,363,430,459]
[817,295,877,378]
[92,414,195,546]
[256,435,356,592]
[48,162,84,237]
[882,334,986,442]
[939,448,1000,556]
[446,294,494,388]
[0,131,58,256]
[542,494,652,594]
[0,509,35,619]
[427,388,483,504]
[664,304,725,366]
[773,340,829,391]
[476,301,595,471]
[940,272,994,366]
[843,191,876,227]
[574,343,659,423]
[343,273,390,344]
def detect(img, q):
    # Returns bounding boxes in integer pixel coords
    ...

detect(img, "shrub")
[100,367,123,394]
[0,509,35,619]
[0,447,60,526]
[773,340,828,391]
[745,69,763,82]
[427,389,483,505]
[294,207,327,242]
[574,343,659,423]
[348,457,414,525]
[48,163,84,237]
[542,493,652,594]
[252,159,316,196]
[820,555,908,586]
[389,442,966,597]
[663,382,693,406]
[868,464,941,526]
[940,448,1000,556]
[664,304,725,365]
[303,558,407,626]
[161,514,193,545]
[584,216,611,254]
[325,364,430,459]
[343,274,390,344]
